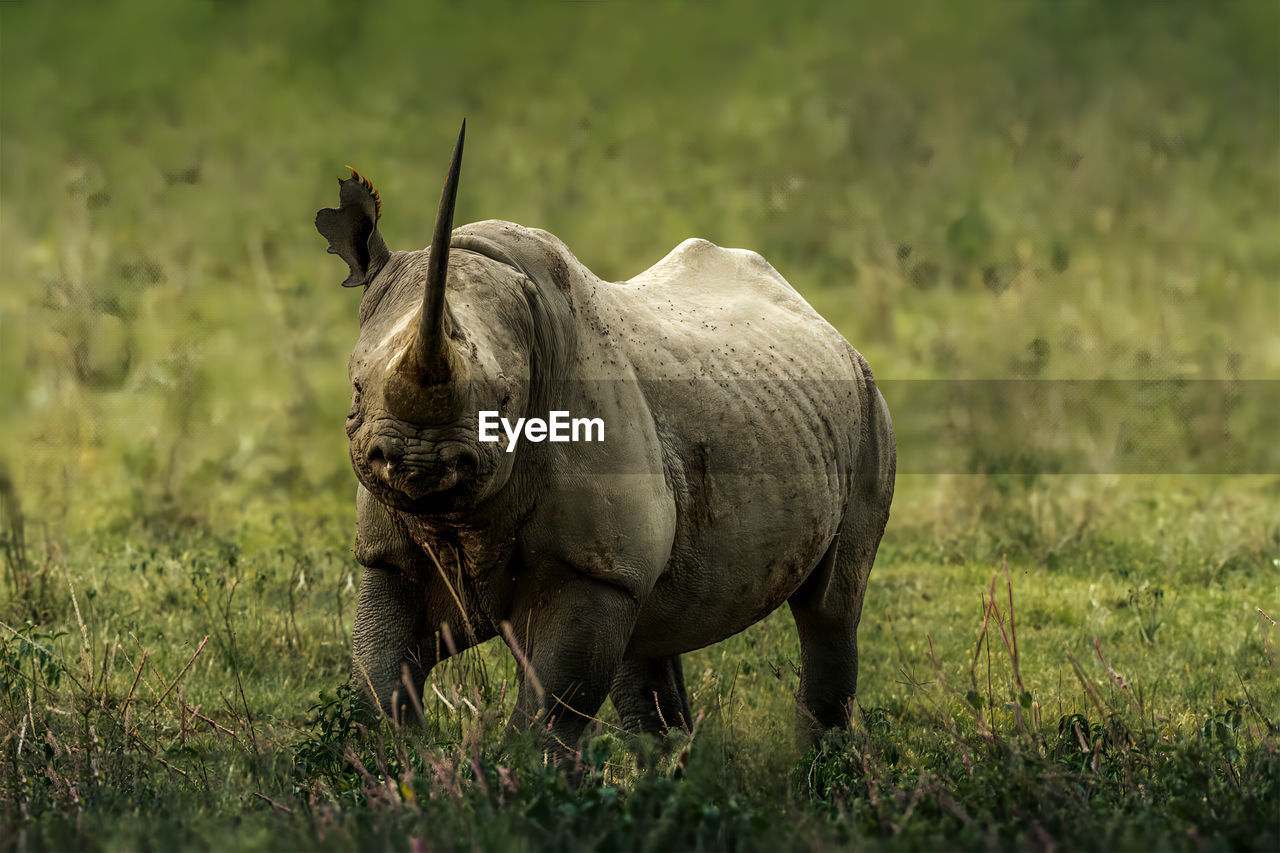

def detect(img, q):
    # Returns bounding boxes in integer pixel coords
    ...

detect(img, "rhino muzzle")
[355,426,480,508]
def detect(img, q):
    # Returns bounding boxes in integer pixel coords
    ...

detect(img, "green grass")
[2,1,1277,850]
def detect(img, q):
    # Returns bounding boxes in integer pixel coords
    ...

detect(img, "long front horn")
[417,120,465,381]
[386,121,471,423]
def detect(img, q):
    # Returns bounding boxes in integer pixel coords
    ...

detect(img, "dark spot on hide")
[546,253,575,314]
[686,443,714,531]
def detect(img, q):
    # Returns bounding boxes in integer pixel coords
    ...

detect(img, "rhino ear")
[315,167,392,288]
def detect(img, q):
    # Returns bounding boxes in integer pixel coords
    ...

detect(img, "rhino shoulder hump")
[631,238,791,291]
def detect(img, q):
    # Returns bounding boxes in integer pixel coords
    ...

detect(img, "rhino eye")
[348,380,363,418]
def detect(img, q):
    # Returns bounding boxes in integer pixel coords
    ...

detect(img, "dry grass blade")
[54,543,92,685]
[422,540,476,641]
[151,635,209,712]
[1092,637,1144,718]
[252,791,294,814]
[1001,555,1025,694]
[499,621,544,708]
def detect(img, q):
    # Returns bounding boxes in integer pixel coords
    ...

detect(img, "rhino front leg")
[350,565,497,722]
[350,566,435,721]
[350,485,497,722]
[610,656,692,735]
[506,577,640,756]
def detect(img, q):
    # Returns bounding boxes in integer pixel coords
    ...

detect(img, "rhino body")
[321,126,894,747]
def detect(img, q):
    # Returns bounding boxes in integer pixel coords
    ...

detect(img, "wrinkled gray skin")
[321,137,894,752]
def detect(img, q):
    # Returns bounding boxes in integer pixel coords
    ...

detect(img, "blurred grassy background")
[1,2,1278,849]
[2,0,1276,532]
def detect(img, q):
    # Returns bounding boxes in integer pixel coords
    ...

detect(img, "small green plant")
[0,620,67,704]
[1126,582,1165,644]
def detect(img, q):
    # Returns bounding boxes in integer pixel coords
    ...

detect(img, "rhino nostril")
[367,436,404,475]
[455,449,479,476]
[440,446,478,479]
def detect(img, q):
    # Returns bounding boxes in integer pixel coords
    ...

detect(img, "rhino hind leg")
[788,388,895,743]
[609,655,692,735]
[787,537,864,740]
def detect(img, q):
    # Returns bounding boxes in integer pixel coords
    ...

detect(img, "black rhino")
[316,123,895,752]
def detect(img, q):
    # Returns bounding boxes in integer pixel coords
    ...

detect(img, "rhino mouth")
[351,433,481,513]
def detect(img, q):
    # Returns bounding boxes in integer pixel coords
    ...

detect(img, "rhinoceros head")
[317,123,535,514]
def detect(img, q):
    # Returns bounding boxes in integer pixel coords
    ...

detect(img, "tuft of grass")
[2,507,1276,850]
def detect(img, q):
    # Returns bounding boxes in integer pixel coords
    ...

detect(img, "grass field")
[1,1,1277,850]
